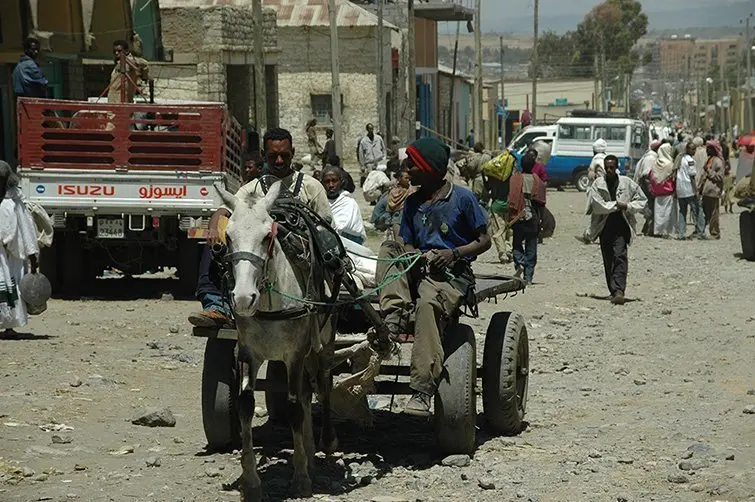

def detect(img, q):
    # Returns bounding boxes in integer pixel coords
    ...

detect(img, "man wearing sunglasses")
[189,128,332,328]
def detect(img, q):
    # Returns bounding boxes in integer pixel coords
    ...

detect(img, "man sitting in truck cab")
[188,128,332,328]
[376,138,492,417]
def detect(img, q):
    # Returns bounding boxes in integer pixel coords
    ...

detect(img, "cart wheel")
[482,312,529,435]
[740,211,755,261]
[201,338,240,451]
[434,323,477,455]
[264,361,289,424]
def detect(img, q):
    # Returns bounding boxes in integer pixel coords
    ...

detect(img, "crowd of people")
[624,133,742,241]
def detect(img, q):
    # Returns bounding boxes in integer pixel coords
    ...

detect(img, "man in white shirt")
[676,141,704,240]
[357,123,386,185]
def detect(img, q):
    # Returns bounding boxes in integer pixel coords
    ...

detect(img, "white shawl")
[329,191,367,242]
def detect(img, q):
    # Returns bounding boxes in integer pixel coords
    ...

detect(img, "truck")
[16,97,244,296]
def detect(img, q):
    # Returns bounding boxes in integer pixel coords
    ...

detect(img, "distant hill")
[485,0,753,34]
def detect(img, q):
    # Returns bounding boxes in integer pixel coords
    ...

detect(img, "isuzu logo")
[58,184,116,196]
[35,185,45,194]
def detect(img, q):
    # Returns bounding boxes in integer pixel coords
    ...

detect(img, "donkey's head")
[215,181,281,317]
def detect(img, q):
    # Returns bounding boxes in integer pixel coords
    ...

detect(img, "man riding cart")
[376,138,491,416]
[191,132,529,465]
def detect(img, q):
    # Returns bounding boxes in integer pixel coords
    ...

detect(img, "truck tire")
[740,211,755,261]
[434,323,477,455]
[482,312,529,435]
[177,237,202,298]
[574,168,590,192]
[201,338,240,451]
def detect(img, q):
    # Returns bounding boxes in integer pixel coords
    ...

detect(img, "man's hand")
[617,201,628,211]
[29,254,39,274]
[207,226,221,246]
[427,249,455,270]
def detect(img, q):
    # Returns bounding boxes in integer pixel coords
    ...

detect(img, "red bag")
[650,175,675,197]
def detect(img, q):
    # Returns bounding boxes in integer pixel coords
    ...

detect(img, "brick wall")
[278,72,378,165]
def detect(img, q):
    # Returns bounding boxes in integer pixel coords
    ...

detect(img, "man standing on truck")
[376,137,491,416]
[12,38,48,99]
[587,155,646,305]
[188,128,332,328]
[108,39,149,104]
[358,123,387,186]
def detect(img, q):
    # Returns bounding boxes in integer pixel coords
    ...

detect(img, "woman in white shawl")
[1,161,40,333]
[650,143,678,237]
[321,165,367,245]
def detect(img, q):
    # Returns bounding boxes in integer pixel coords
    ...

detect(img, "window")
[558,125,591,140]
[593,126,627,141]
[310,94,344,123]
[632,126,646,149]
[512,132,539,150]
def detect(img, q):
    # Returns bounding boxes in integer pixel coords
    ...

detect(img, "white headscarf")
[593,138,607,154]
[651,143,675,183]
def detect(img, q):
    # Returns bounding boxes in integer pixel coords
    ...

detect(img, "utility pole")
[474,0,483,142]
[448,21,460,142]
[720,56,726,135]
[376,0,386,137]
[532,0,539,125]
[747,14,753,133]
[327,0,343,159]
[407,0,416,143]
[499,36,505,146]
[252,0,267,135]
[594,53,600,111]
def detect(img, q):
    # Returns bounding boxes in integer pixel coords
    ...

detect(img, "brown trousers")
[376,241,463,396]
[702,196,720,238]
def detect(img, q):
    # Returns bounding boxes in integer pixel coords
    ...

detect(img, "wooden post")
[252,0,267,134]
[327,0,343,159]
[532,0,539,125]
[499,36,505,147]
[473,0,482,140]
[376,0,386,136]
[407,0,416,143]
[747,15,753,133]
[448,21,460,144]
[594,53,599,112]
[720,55,726,135]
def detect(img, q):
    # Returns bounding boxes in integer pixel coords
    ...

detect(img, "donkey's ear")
[214,182,237,211]
[263,180,281,212]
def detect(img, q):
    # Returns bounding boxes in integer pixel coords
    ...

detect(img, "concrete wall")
[161,6,277,62]
[277,26,391,77]
[278,72,378,165]
[157,5,279,130]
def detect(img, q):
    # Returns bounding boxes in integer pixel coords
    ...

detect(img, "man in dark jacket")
[12,38,48,98]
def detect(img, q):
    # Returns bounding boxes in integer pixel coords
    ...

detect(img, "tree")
[536,0,648,78]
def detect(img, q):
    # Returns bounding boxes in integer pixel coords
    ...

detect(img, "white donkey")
[216,181,338,501]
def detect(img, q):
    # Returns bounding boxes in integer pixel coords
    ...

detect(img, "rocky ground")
[1,187,754,502]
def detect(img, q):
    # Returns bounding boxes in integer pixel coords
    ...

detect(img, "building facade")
[260,0,397,163]
[142,0,280,135]
[659,36,742,78]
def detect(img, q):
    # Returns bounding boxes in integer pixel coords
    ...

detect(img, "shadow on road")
[52,276,195,301]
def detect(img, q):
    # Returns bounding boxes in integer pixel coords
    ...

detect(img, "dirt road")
[1,189,753,502]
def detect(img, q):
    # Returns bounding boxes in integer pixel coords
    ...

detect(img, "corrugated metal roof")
[159,0,396,28]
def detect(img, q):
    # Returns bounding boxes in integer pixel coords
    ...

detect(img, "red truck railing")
[17,98,243,179]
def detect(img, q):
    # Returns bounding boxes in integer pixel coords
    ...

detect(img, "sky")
[479,0,752,33]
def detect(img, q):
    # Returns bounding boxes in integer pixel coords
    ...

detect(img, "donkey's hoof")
[239,480,263,502]
[319,434,339,455]
[291,475,313,498]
